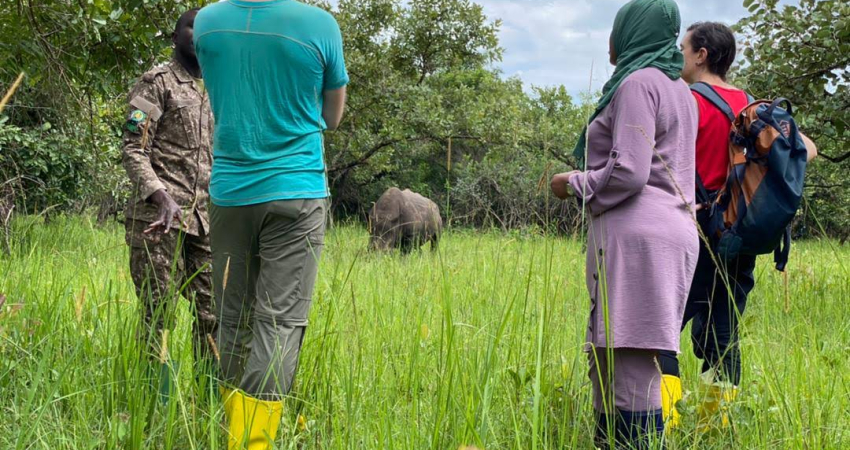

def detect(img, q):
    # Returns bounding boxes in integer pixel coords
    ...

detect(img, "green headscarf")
[572,0,684,164]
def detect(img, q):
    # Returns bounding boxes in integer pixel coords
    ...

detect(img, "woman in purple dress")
[550,0,698,447]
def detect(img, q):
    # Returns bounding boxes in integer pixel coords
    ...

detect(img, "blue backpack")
[691,83,808,271]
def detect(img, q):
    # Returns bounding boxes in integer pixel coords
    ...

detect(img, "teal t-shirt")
[194,0,349,206]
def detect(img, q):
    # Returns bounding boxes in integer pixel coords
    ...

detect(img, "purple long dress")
[569,68,699,353]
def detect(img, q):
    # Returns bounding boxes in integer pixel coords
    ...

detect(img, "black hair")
[687,22,737,80]
[175,8,200,33]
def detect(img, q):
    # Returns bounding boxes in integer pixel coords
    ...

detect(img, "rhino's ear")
[373,198,399,224]
[382,195,401,223]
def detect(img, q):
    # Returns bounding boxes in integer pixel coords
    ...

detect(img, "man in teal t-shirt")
[195,1,347,447]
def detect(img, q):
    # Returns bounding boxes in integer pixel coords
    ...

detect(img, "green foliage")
[1,0,584,229]
[0,0,209,215]
[0,106,126,213]
[0,0,209,124]
[0,121,79,211]
[324,0,585,227]
[735,0,849,240]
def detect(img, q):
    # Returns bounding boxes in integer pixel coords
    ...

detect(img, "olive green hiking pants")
[211,199,326,400]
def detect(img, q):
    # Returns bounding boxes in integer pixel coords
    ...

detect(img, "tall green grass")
[0,216,847,449]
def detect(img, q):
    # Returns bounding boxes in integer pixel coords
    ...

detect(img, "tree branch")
[329,139,401,176]
[817,150,850,164]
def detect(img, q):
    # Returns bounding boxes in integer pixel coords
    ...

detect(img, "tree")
[0,0,210,213]
[0,0,588,232]
[322,0,504,212]
[737,0,849,161]
[322,0,586,228]
[736,0,849,239]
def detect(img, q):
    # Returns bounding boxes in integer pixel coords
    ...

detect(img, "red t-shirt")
[694,85,750,190]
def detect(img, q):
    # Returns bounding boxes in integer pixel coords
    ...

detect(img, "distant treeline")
[0,0,846,239]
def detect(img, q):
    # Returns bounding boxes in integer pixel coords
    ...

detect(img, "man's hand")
[550,171,580,200]
[145,189,184,235]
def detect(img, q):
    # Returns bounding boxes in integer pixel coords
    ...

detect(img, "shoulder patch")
[141,65,170,83]
[129,96,163,121]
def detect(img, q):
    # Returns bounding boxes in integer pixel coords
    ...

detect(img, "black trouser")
[658,209,756,385]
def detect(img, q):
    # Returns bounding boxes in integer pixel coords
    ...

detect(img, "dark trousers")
[658,210,756,385]
[590,348,664,449]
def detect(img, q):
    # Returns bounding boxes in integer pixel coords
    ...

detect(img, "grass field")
[0,215,847,449]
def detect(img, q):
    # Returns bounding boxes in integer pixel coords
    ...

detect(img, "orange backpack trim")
[715,100,782,232]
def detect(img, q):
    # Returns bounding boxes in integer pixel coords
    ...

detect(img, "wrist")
[565,171,581,194]
[148,189,167,204]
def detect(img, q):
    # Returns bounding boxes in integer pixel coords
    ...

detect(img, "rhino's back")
[402,189,437,212]
[401,190,441,231]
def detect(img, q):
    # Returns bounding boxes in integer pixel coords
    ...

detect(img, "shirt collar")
[168,60,195,85]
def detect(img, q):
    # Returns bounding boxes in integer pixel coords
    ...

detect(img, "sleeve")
[569,78,656,216]
[122,77,166,201]
[321,15,349,91]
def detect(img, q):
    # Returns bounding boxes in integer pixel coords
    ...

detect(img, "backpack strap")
[691,82,736,122]
[774,226,791,271]
[695,173,711,206]
[690,83,754,206]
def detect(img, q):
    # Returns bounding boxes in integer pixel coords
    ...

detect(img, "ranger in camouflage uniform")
[123,9,215,361]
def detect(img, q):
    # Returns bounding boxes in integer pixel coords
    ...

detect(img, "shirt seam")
[196,29,322,62]
[212,189,329,206]
[217,188,329,202]
[227,0,286,9]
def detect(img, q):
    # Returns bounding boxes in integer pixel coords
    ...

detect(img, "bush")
[0,118,127,216]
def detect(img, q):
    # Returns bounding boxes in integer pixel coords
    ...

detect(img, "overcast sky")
[319,0,798,97]
[474,0,798,97]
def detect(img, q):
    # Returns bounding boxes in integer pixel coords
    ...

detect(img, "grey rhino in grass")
[368,187,443,252]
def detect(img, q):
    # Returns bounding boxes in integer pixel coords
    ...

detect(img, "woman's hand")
[550,171,580,200]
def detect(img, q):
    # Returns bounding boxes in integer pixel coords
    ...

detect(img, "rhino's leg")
[430,232,439,252]
[400,237,413,254]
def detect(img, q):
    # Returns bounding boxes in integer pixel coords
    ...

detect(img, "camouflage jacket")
[122,60,213,236]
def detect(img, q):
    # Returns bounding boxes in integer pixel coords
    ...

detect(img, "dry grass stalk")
[222,256,231,292]
[75,286,86,323]
[159,329,170,364]
[207,333,221,363]
[0,72,25,114]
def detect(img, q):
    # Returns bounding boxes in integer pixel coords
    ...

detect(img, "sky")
[474,0,784,97]
[318,0,798,97]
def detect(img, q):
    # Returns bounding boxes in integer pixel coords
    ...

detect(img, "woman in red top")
[658,22,817,431]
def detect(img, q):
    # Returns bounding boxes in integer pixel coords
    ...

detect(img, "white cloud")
[479,0,623,96]
[476,0,799,98]
[325,0,798,98]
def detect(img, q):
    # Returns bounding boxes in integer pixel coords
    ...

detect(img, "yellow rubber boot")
[660,375,683,431]
[698,380,738,430]
[221,386,283,450]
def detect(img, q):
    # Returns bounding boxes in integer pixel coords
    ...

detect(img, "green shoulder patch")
[126,110,148,134]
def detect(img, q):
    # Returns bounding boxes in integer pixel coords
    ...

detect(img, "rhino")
[368,187,443,252]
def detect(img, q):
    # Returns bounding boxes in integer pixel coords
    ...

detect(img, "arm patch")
[129,96,163,121]
[126,110,148,134]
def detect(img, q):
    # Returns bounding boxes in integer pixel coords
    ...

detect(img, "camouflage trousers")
[125,219,217,360]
